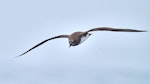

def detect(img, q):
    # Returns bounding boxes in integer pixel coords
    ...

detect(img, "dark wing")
[17,35,69,57]
[86,27,146,32]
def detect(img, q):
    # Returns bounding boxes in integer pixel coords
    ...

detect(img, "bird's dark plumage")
[17,27,146,57]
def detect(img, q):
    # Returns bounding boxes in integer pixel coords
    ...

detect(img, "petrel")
[18,27,146,57]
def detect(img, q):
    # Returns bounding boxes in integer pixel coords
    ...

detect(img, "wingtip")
[132,29,147,32]
[143,30,147,32]
[14,53,25,58]
[14,55,22,58]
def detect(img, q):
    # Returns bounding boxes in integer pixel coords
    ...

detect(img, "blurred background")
[0,0,150,84]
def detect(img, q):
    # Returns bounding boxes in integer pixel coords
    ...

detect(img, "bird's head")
[69,40,76,48]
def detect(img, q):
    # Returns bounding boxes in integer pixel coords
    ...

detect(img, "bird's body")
[17,27,146,57]
[68,32,91,46]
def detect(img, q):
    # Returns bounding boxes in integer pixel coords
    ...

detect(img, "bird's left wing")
[17,35,69,57]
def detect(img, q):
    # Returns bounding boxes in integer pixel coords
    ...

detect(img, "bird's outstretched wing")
[17,35,69,57]
[86,27,146,32]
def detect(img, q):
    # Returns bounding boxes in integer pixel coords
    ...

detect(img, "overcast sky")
[0,0,150,84]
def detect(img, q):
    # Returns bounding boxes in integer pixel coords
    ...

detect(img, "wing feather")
[86,27,146,32]
[17,35,69,57]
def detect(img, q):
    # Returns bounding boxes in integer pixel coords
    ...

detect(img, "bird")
[17,27,146,57]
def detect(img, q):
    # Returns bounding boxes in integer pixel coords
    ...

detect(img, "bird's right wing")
[17,35,69,57]
[86,27,146,32]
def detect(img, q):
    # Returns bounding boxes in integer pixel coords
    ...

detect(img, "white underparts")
[79,33,91,45]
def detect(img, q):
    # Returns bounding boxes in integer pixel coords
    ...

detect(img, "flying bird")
[18,27,146,57]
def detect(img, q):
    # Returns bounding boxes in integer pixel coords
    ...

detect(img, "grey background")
[0,0,150,84]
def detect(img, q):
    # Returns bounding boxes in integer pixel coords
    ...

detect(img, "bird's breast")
[79,34,91,45]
